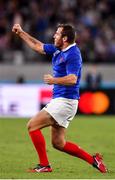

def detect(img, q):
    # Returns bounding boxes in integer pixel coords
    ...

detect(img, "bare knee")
[52,139,65,151]
[27,118,36,131]
[27,116,41,131]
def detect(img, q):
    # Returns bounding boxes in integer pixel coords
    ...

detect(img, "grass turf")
[0,115,115,179]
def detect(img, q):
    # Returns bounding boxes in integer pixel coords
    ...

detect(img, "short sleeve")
[66,53,82,76]
[44,44,57,55]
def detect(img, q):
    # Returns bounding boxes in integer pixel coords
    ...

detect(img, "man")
[85,65,102,90]
[12,24,107,173]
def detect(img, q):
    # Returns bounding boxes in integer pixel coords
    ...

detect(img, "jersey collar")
[62,43,76,52]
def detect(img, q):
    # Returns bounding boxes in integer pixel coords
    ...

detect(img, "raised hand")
[12,24,23,35]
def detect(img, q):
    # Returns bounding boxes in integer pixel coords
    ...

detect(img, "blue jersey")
[44,43,82,100]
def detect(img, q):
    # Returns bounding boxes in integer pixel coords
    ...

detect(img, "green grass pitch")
[0,115,115,179]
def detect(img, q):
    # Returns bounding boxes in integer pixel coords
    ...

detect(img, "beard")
[54,40,63,49]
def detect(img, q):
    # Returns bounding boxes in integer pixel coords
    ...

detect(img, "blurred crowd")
[0,0,115,64]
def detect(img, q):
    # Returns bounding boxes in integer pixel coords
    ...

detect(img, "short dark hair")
[57,24,76,44]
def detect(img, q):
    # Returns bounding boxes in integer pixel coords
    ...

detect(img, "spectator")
[85,65,102,90]
[0,0,114,64]
[16,75,25,84]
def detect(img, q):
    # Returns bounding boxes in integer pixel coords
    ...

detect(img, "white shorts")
[43,97,78,128]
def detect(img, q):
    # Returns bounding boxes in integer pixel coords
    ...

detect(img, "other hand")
[44,74,54,85]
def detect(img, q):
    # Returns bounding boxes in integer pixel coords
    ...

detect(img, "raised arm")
[12,24,45,54]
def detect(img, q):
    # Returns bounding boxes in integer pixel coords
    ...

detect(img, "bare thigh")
[27,109,56,131]
[51,125,66,150]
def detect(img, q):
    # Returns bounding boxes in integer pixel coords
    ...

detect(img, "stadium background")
[0,0,115,116]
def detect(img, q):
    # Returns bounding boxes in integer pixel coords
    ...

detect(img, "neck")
[61,42,70,50]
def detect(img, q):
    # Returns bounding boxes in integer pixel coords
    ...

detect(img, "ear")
[63,36,68,42]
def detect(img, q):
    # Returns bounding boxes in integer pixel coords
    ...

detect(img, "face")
[53,27,63,48]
